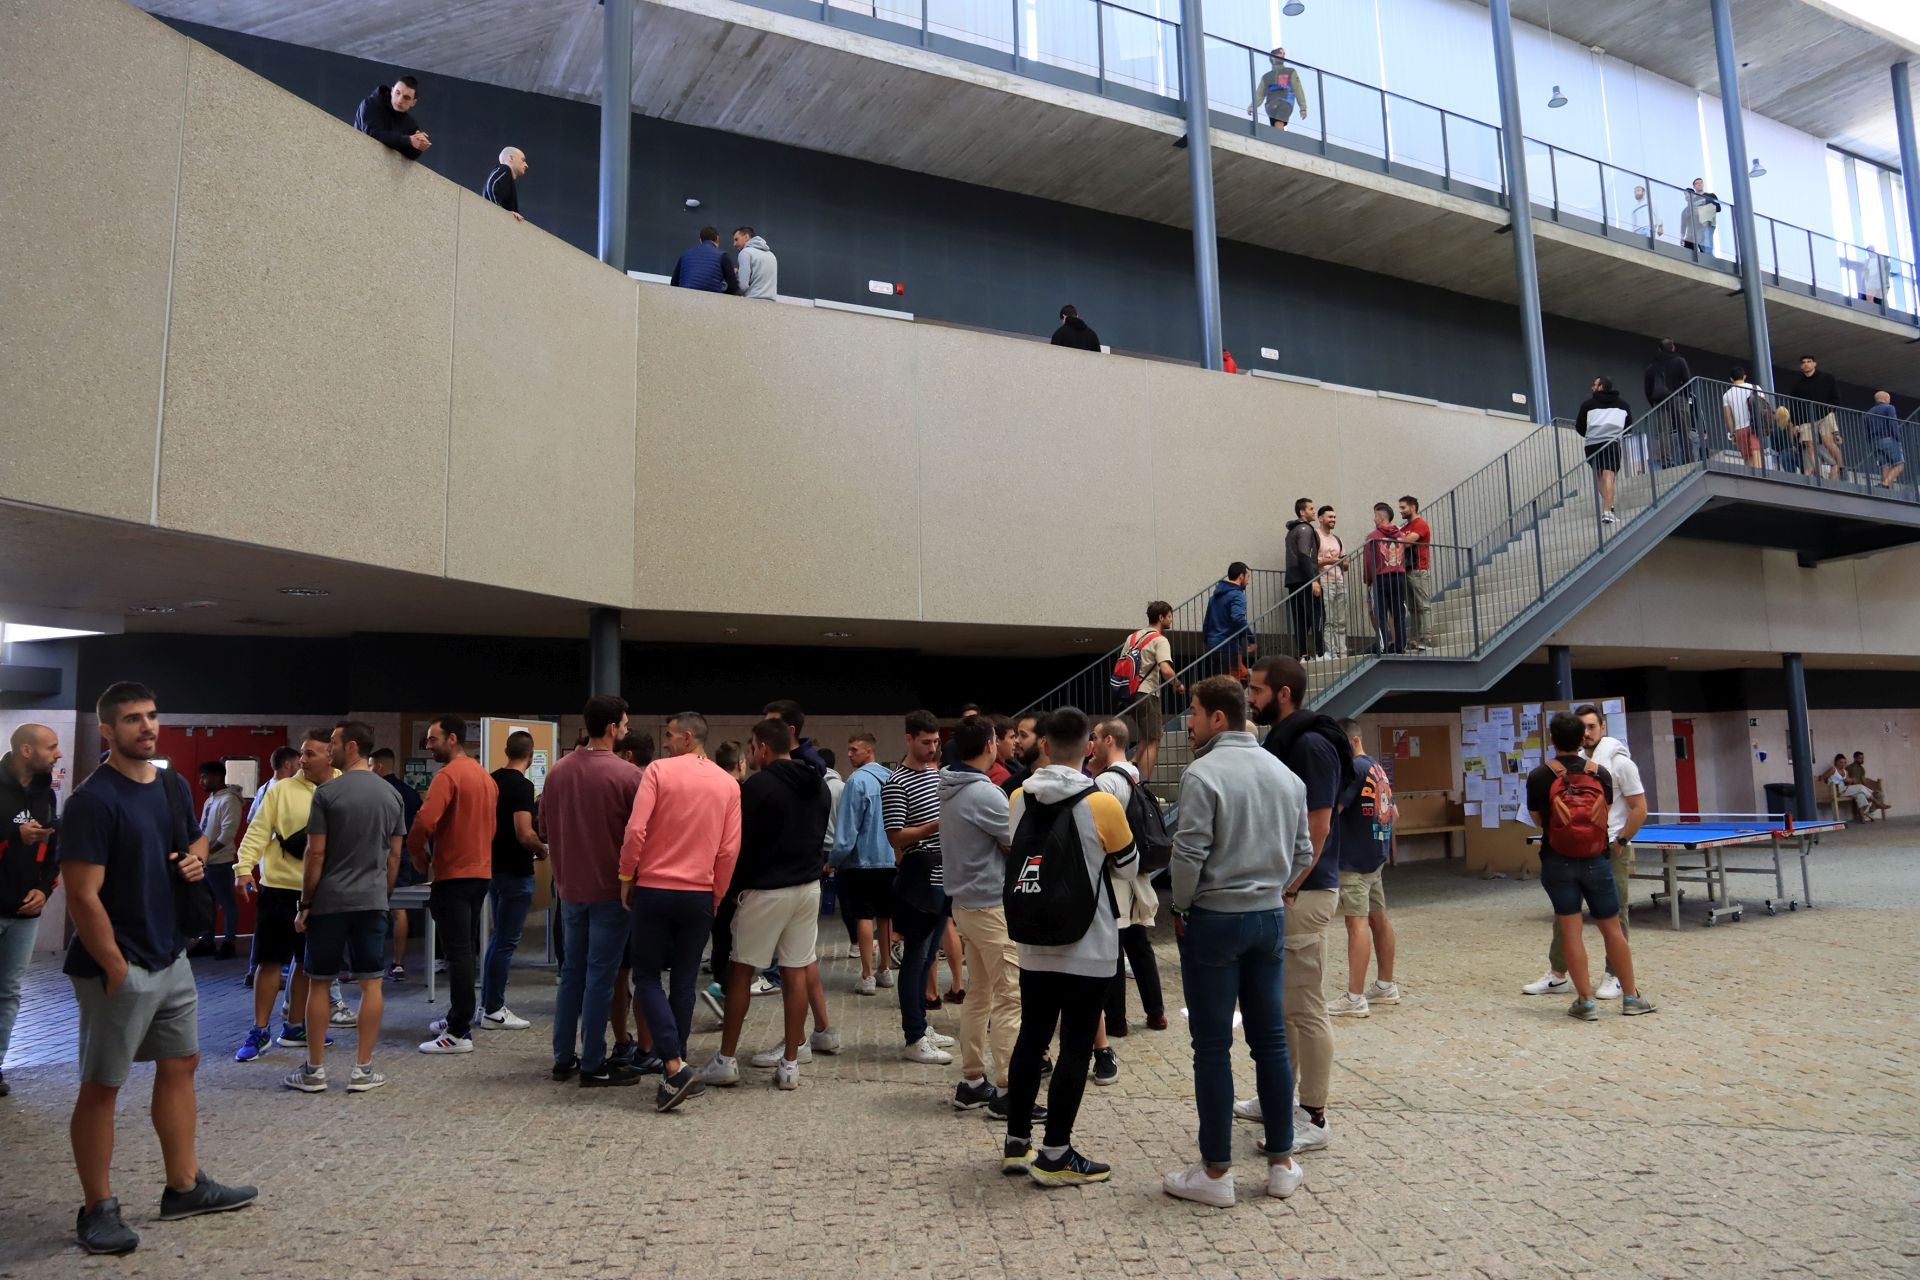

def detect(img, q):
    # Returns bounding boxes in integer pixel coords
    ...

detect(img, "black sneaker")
[952,1079,997,1111]
[1039,1054,1054,1077]
[0,1068,9,1098]
[634,1051,666,1077]
[654,1066,705,1113]
[985,1091,1047,1124]
[1093,1047,1120,1086]
[1001,1136,1036,1175]
[215,941,237,961]
[609,1039,638,1068]
[551,1058,580,1082]
[580,1062,644,1088]
[157,1171,258,1221]
[1028,1147,1112,1187]
[77,1198,140,1255]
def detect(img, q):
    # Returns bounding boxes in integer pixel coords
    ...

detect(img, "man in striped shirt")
[883,711,954,1065]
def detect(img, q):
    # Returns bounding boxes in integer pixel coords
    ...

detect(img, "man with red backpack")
[1525,713,1655,1021]
[1114,601,1182,785]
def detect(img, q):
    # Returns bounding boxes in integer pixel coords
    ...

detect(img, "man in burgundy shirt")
[1397,495,1434,652]
[1363,504,1409,655]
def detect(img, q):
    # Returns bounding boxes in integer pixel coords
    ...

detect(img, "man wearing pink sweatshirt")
[619,711,741,1112]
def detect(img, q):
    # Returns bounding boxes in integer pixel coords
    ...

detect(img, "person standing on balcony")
[1285,498,1322,661]
[1396,496,1434,651]
[1721,367,1768,470]
[1680,179,1720,253]
[1051,305,1102,351]
[1574,377,1633,525]
[1202,563,1254,680]
[1858,246,1889,305]
[1362,505,1408,655]
[1315,506,1347,658]
[733,227,779,299]
[1868,392,1906,488]
[1630,186,1663,238]
[481,148,528,222]
[1247,48,1310,131]
[670,228,732,293]
[353,76,430,159]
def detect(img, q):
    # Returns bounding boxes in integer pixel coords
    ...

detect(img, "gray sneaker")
[283,1063,327,1093]
[1566,998,1600,1022]
[1621,993,1658,1016]
[157,1171,258,1221]
[809,1028,842,1056]
[347,1064,388,1092]
[76,1198,140,1255]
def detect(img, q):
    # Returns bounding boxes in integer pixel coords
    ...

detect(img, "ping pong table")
[1629,815,1845,929]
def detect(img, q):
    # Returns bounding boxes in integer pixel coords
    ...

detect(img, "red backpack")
[1544,759,1609,857]
[1109,629,1154,697]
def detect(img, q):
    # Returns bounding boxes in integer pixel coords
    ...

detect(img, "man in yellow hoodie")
[233,731,339,1063]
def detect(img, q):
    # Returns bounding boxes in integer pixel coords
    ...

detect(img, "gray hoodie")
[737,235,778,299]
[1171,729,1311,914]
[1008,764,1139,978]
[937,765,1011,910]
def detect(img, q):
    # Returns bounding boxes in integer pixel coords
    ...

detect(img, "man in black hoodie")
[1574,377,1633,524]
[1285,497,1322,660]
[714,719,830,1089]
[353,76,431,159]
[1050,305,1102,351]
[0,724,62,1097]
[1642,339,1693,467]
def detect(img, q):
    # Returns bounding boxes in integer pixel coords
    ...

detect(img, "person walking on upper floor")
[1202,562,1253,680]
[0,723,60,1098]
[1680,178,1720,253]
[1160,676,1310,1208]
[1721,367,1769,470]
[1857,246,1889,305]
[671,227,735,293]
[188,761,243,961]
[1629,185,1663,239]
[1284,497,1322,661]
[1643,338,1695,466]
[1783,355,1846,480]
[1246,47,1310,131]
[1575,376,1633,525]
[353,76,430,159]
[733,227,778,299]
[407,716,498,1056]
[1868,391,1906,488]
[482,148,528,222]
[1051,305,1102,351]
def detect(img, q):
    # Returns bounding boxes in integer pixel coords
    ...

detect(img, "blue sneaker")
[276,1024,334,1049]
[234,1025,273,1063]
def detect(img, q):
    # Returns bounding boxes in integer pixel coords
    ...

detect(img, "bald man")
[1,723,62,1095]
[483,147,529,222]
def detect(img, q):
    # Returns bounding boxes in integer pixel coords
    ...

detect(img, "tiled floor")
[2,822,1917,1277]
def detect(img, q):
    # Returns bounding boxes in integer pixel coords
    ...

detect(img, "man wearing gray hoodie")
[1162,676,1311,1208]
[938,717,1020,1113]
[733,227,779,300]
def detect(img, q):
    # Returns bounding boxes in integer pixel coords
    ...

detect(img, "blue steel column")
[598,0,633,271]
[1178,0,1225,370]
[1894,63,1920,301]
[1488,0,1550,423]
[589,608,622,700]
[1782,652,1815,823]
[1710,0,1773,391]
[1548,644,1574,702]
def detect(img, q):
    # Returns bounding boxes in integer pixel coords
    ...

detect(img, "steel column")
[1710,0,1773,390]
[1894,62,1920,305]
[597,0,633,272]
[589,608,623,700]
[1488,0,1550,423]
[1782,652,1817,823]
[1548,644,1574,702]
[1178,0,1225,369]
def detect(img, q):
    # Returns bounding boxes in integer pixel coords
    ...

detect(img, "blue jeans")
[628,887,713,1064]
[894,902,945,1045]
[0,913,41,1066]
[202,863,238,944]
[1178,906,1294,1166]
[552,899,630,1072]
[482,874,537,1014]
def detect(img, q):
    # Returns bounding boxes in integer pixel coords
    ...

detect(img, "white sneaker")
[695,1055,740,1087]
[1365,980,1402,1005]
[1291,1105,1331,1152]
[1330,992,1370,1018]
[853,975,877,996]
[875,970,896,988]
[418,1033,473,1054]
[809,1028,842,1056]
[1601,510,1618,525]
[749,976,779,997]
[772,1058,800,1091]
[902,1036,952,1065]
[1163,1163,1236,1207]
[328,1001,357,1028]
[482,1007,531,1030]
[1595,974,1623,1000]
[1232,1098,1263,1122]
[923,1028,956,1049]
[1521,971,1571,996]
[1267,1157,1305,1199]
[750,1041,814,1068]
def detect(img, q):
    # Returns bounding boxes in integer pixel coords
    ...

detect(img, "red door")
[1672,718,1699,820]
[154,725,288,938]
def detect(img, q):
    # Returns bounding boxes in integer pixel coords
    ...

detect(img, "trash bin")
[1762,782,1795,819]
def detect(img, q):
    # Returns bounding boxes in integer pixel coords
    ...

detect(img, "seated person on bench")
[1826,755,1882,822]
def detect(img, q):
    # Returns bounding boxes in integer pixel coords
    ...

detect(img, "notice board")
[482,717,560,912]
[1461,696,1627,874]
[1381,724,1455,794]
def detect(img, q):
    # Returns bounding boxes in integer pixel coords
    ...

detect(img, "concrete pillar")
[1894,63,1920,304]
[1782,652,1816,822]
[1548,644,1574,702]
[1487,0,1551,423]
[589,608,622,700]
[1710,0,1774,391]
[1178,0,1224,370]
[598,0,633,272]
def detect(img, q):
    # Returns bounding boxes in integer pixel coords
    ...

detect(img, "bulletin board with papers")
[1460,697,1628,873]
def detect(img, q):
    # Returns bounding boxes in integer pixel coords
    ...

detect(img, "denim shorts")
[1874,437,1904,467]
[1539,851,1621,920]
[304,909,390,980]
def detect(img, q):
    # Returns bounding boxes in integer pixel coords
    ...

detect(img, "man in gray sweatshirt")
[1163,676,1311,1208]
[938,716,1019,1114]
[733,227,779,299]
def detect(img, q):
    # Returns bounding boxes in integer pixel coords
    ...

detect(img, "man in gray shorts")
[60,682,258,1255]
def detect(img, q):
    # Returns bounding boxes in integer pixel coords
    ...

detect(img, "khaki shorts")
[1121,690,1164,743]
[1337,868,1386,917]
[71,953,199,1087]
[731,881,821,970]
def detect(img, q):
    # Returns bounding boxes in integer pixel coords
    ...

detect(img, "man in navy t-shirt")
[59,682,257,1256]
[1330,721,1400,1018]
[1248,657,1352,1153]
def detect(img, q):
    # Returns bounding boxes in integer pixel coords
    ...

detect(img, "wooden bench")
[1391,793,1466,863]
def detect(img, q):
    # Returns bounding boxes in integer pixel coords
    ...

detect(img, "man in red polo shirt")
[1397,495,1434,652]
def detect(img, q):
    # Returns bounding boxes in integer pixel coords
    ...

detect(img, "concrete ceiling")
[1525,645,1920,672]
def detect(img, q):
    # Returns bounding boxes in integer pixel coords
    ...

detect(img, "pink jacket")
[618,754,742,904]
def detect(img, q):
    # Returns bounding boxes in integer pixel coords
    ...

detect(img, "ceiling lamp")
[1749,157,1766,178]
[1282,0,1304,14]
[1547,85,1567,108]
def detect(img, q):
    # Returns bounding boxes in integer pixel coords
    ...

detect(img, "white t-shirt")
[1722,384,1767,430]
[1586,736,1644,842]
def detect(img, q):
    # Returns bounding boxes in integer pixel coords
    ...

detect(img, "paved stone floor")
[3,822,1918,1278]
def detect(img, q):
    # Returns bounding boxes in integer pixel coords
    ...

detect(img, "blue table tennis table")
[1630,815,1845,929]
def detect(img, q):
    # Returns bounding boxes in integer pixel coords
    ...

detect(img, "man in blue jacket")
[1201,562,1252,681]
[670,228,739,294]
[830,733,896,994]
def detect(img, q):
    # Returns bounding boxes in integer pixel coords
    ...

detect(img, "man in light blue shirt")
[830,732,896,994]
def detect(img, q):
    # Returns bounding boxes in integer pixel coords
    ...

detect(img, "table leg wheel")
[1732,911,1743,923]
[1765,902,1776,916]
[1704,915,1716,928]
[1789,901,1798,911]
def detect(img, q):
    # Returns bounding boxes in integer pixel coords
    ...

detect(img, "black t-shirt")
[1337,754,1393,875]
[490,767,539,877]
[58,765,198,976]
[1271,729,1343,892]
[1525,755,1615,857]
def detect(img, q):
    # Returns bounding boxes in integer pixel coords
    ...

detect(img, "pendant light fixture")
[1545,0,1566,107]
[1749,157,1767,178]
[1282,0,1304,14]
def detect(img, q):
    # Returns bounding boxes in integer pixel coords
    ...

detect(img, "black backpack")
[1101,766,1172,874]
[1004,786,1111,946]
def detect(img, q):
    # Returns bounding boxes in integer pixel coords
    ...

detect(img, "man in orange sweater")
[407,715,497,1055]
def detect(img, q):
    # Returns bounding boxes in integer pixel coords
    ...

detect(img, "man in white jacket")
[732,227,779,299]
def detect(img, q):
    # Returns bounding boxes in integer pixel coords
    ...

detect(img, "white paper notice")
[1488,706,1516,725]
[1462,705,1487,728]
[1463,801,1482,816]
[1480,806,1503,829]
[1602,698,1625,719]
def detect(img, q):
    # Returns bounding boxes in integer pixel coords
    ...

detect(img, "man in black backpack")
[1001,708,1139,1187]
[1643,338,1694,466]
[1091,720,1167,1037]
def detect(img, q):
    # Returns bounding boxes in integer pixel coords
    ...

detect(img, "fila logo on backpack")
[1003,786,1109,946]
[1109,629,1153,697]
[1545,759,1609,857]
